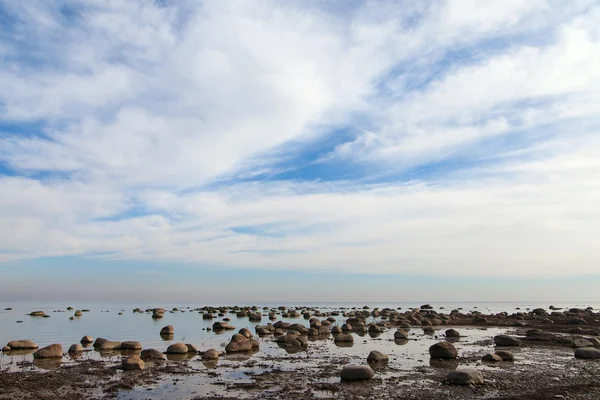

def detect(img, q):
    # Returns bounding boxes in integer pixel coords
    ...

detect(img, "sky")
[1,0,599,303]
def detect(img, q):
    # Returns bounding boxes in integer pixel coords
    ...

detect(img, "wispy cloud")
[1,0,599,279]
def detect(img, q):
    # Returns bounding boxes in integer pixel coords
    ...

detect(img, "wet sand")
[1,305,599,399]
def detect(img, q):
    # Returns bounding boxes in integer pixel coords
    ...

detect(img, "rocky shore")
[1,304,599,399]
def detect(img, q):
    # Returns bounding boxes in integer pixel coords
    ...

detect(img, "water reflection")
[33,358,62,370]
[429,358,459,370]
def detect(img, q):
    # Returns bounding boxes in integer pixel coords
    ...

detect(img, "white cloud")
[1,1,599,280]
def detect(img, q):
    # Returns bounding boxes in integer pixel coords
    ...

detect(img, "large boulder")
[140,349,165,360]
[495,350,515,361]
[119,341,142,350]
[334,334,354,343]
[33,344,63,359]
[7,340,38,350]
[340,364,375,381]
[80,336,94,345]
[367,350,388,363]
[447,369,484,385]
[574,347,600,359]
[160,325,174,335]
[225,334,260,353]
[68,344,83,354]
[445,329,461,338]
[276,333,308,349]
[494,335,521,347]
[394,329,409,340]
[201,349,220,360]
[213,321,235,330]
[429,341,458,359]
[166,343,188,354]
[122,355,145,370]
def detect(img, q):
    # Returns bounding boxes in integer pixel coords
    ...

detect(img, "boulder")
[160,325,174,335]
[201,349,220,360]
[445,329,461,338]
[80,336,94,345]
[334,334,354,343]
[166,343,188,354]
[68,344,83,353]
[367,350,388,363]
[573,338,594,348]
[122,355,145,370]
[276,333,308,349]
[394,329,409,340]
[7,340,38,350]
[29,311,46,317]
[482,353,503,362]
[447,369,484,385]
[74,310,82,317]
[495,350,515,361]
[33,344,63,359]
[185,344,198,353]
[239,328,252,338]
[119,341,142,350]
[140,349,165,360]
[574,347,600,359]
[429,341,458,359]
[97,341,122,351]
[213,321,236,330]
[340,364,375,381]
[494,335,521,347]
[225,334,260,353]
[1,346,11,352]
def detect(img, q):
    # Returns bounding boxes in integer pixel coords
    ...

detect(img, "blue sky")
[1,0,600,302]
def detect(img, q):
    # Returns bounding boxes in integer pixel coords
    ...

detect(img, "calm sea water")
[1,300,597,352]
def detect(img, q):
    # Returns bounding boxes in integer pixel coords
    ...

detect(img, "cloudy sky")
[1,0,599,303]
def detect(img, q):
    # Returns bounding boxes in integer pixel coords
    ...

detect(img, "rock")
[567,318,587,325]
[445,329,461,338]
[212,321,235,330]
[394,329,409,340]
[122,355,145,370]
[334,334,354,343]
[447,369,484,385]
[80,336,94,345]
[574,347,600,359]
[573,338,594,348]
[225,334,260,353]
[239,328,252,338]
[276,333,308,349]
[495,350,514,361]
[2,346,11,352]
[29,311,46,317]
[367,350,388,363]
[74,310,82,317]
[140,349,165,360]
[97,341,121,351]
[331,326,342,334]
[7,340,38,349]
[185,344,198,353]
[340,364,375,381]
[119,341,142,350]
[160,325,174,335]
[33,344,63,359]
[166,343,188,354]
[482,353,503,362]
[68,344,83,353]
[341,324,352,332]
[494,335,521,347]
[201,349,220,360]
[429,341,458,359]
